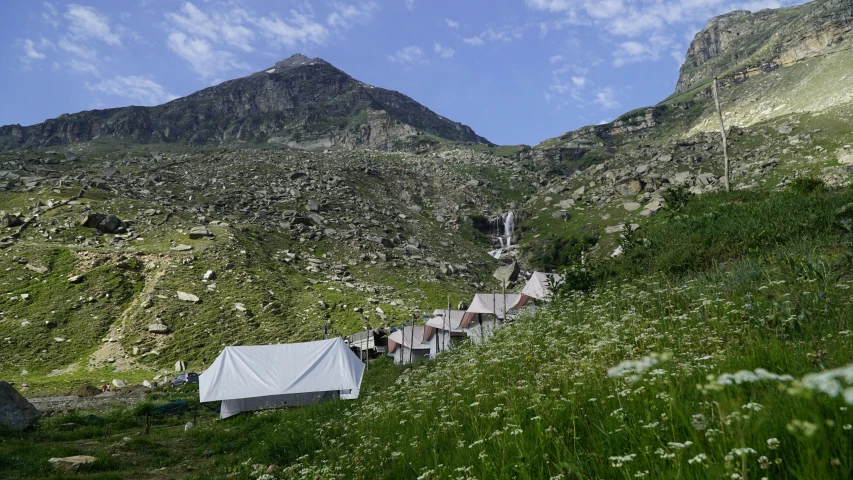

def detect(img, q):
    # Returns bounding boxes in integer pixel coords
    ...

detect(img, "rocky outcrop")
[675,0,853,93]
[0,54,489,152]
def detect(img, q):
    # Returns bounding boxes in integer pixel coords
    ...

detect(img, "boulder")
[68,275,84,284]
[111,379,126,388]
[177,291,200,303]
[306,199,320,212]
[148,323,169,334]
[170,244,193,252]
[0,381,41,430]
[623,202,642,212]
[493,261,520,283]
[48,455,97,473]
[837,149,853,166]
[0,214,22,228]
[203,270,215,280]
[79,213,106,229]
[25,264,49,274]
[98,214,122,233]
[188,226,212,239]
[175,361,186,372]
[615,179,644,196]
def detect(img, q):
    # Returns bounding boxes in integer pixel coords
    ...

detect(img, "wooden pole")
[502,279,507,324]
[409,315,415,364]
[712,77,731,192]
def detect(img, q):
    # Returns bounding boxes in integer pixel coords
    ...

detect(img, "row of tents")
[199,272,562,418]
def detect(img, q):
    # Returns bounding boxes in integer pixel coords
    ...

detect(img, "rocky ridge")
[0,54,489,152]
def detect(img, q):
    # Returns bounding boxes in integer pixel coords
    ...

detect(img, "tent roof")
[387,326,429,352]
[461,293,523,327]
[521,272,563,300]
[423,310,467,340]
[199,338,364,403]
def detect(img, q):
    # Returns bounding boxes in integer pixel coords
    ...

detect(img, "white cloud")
[328,2,379,29]
[582,0,624,20]
[549,54,565,64]
[58,37,97,60]
[66,59,100,76]
[256,11,329,47]
[405,0,416,10]
[463,26,523,47]
[22,39,46,60]
[594,87,620,109]
[42,2,60,28]
[445,19,459,29]
[571,76,587,88]
[434,43,455,59]
[463,36,484,47]
[525,0,572,12]
[612,35,673,66]
[387,45,424,63]
[167,32,249,80]
[87,75,177,105]
[65,4,121,46]
[166,3,255,52]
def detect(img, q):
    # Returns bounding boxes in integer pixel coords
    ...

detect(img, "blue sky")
[1,0,800,146]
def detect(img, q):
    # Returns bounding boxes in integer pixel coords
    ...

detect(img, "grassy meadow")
[3,182,853,479]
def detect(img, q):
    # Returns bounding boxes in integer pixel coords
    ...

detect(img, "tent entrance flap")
[220,391,339,419]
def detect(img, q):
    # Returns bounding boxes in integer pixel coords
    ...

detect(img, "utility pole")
[712,77,731,192]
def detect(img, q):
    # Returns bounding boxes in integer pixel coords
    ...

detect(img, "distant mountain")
[0,54,490,151]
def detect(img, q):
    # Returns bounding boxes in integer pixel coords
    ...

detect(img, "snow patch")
[266,69,276,74]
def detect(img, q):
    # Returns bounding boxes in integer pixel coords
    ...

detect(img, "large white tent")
[199,338,365,419]
[520,272,563,304]
[423,309,467,357]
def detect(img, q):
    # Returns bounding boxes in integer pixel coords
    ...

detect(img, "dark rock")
[0,214,22,228]
[0,381,41,430]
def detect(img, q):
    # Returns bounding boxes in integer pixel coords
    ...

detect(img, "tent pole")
[503,279,507,324]
[409,314,415,364]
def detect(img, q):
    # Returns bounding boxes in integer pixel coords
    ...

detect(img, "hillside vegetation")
[3,181,853,479]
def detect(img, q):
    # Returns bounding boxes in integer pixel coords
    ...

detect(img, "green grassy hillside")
[3,182,852,479]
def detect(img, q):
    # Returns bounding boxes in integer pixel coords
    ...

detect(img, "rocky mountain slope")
[0,54,489,152]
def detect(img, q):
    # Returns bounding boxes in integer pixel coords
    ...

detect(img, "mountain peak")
[272,54,328,71]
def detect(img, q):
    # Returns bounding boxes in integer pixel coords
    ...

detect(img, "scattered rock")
[203,270,216,280]
[175,361,186,372]
[623,202,642,212]
[68,275,84,284]
[25,264,49,274]
[48,455,97,473]
[148,323,170,334]
[493,261,520,283]
[171,244,193,252]
[0,381,41,430]
[177,291,200,303]
[111,379,126,388]
[0,214,22,228]
[188,226,212,239]
[306,199,320,212]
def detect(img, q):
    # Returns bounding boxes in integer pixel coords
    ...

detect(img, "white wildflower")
[766,438,780,450]
[608,453,636,467]
[688,453,707,464]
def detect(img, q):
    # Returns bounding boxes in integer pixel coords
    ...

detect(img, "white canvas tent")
[199,338,365,419]
[423,309,467,357]
[460,293,523,344]
[387,326,429,364]
[520,272,563,305]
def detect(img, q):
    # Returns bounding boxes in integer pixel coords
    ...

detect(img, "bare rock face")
[676,0,853,93]
[0,381,41,430]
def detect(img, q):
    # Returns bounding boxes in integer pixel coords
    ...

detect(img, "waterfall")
[488,211,515,259]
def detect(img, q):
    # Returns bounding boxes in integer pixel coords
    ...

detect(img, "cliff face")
[0,54,489,151]
[675,0,853,93]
